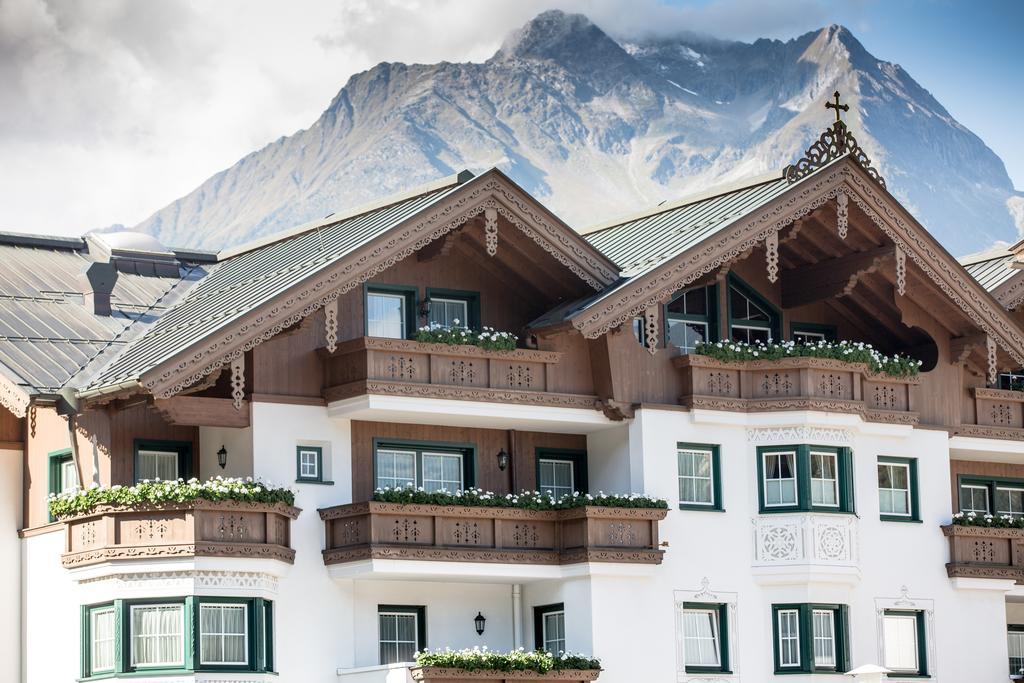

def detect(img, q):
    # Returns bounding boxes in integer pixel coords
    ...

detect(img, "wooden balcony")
[319,502,666,567]
[674,354,919,424]
[411,668,600,682]
[955,388,1024,440]
[321,337,598,410]
[61,500,301,569]
[943,524,1024,582]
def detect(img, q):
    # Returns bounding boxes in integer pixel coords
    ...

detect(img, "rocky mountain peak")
[495,10,626,66]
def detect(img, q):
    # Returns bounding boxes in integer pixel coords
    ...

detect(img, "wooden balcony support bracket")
[780,245,894,308]
[318,502,667,567]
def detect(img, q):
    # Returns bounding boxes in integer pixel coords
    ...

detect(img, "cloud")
[0,0,857,237]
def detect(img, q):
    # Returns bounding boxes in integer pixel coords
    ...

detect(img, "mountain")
[131,11,1021,256]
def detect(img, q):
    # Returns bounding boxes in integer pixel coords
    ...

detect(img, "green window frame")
[727,275,780,344]
[378,605,426,665]
[133,439,193,484]
[81,597,273,679]
[881,610,928,677]
[756,445,854,514]
[364,283,418,339]
[296,445,331,484]
[48,448,78,522]
[957,475,1024,517]
[535,448,588,498]
[771,604,849,674]
[533,603,566,653]
[677,443,723,511]
[425,287,480,330]
[789,322,837,344]
[681,602,730,674]
[664,284,718,354]
[373,438,475,492]
[878,456,920,522]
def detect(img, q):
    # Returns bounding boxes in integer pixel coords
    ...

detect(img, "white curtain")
[367,293,405,338]
[136,450,179,481]
[883,615,918,670]
[812,610,836,666]
[131,604,183,667]
[200,604,247,665]
[91,608,116,672]
[682,609,719,666]
[422,452,462,492]
[376,449,416,489]
[379,613,418,664]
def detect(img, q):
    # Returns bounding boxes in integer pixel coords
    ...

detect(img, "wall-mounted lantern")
[495,448,510,472]
[217,445,228,470]
[474,612,486,636]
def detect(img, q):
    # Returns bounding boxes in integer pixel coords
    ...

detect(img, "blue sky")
[661,0,1024,188]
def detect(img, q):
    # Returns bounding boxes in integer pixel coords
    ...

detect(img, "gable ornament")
[324,300,339,354]
[230,356,245,410]
[765,229,779,283]
[836,191,849,239]
[644,306,659,355]
[484,208,498,257]
[895,246,906,296]
[987,335,998,386]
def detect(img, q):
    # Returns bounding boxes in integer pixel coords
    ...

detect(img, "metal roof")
[86,178,465,391]
[962,249,1019,293]
[0,238,206,395]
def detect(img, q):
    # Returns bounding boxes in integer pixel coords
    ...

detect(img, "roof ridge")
[0,231,86,250]
[579,172,784,237]
[217,170,475,260]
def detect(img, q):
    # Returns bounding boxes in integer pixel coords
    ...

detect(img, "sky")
[1,0,1021,238]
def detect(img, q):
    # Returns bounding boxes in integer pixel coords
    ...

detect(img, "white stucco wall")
[0,447,21,682]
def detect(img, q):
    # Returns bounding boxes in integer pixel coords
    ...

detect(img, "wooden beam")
[461,224,576,300]
[451,239,549,302]
[418,224,467,262]
[153,396,251,428]
[781,246,894,308]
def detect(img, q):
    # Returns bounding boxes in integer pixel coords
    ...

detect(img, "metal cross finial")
[825,90,849,122]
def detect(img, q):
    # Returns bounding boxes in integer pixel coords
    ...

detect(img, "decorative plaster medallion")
[745,426,851,444]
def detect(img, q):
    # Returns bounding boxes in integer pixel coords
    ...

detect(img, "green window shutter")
[717,602,730,672]
[184,596,197,671]
[839,447,855,514]
[796,446,812,512]
[916,610,928,675]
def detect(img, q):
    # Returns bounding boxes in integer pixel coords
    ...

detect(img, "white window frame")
[960,483,990,514]
[678,447,715,507]
[882,612,920,673]
[878,461,912,517]
[298,448,320,481]
[90,606,117,673]
[420,450,464,493]
[60,457,79,494]
[681,607,722,668]
[129,603,185,669]
[199,603,249,667]
[428,297,469,329]
[375,448,418,490]
[793,329,828,343]
[763,451,798,508]
[541,609,566,654]
[538,458,575,499]
[777,609,801,668]
[667,319,710,355]
[996,485,1024,517]
[375,446,466,493]
[809,450,840,508]
[136,449,179,482]
[378,611,420,665]
[811,609,837,667]
[367,291,408,339]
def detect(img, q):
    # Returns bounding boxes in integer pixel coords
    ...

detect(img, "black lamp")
[474,612,486,636]
[495,448,510,472]
[217,445,228,470]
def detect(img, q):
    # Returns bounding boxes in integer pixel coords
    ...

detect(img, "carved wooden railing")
[674,355,919,424]
[319,502,666,566]
[411,668,600,682]
[61,500,301,568]
[321,337,597,409]
[956,388,1024,440]
[943,524,1024,583]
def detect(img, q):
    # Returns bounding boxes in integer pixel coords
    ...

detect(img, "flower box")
[410,668,600,682]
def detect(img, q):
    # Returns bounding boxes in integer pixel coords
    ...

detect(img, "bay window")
[130,603,184,668]
[772,604,848,674]
[666,285,716,354]
[757,445,854,513]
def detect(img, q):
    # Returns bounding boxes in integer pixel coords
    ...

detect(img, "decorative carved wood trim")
[765,229,779,283]
[644,306,659,355]
[895,246,906,296]
[153,396,251,428]
[323,379,600,411]
[570,159,1024,367]
[139,174,618,400]
[484,207,498,256]
[230,355,245,410]
[950,334,986,365]
[324,300,338,353]
[783,119,886,188]
[995,274,1024,311]
[411,667,601,681]
[326,336,561,363]
[987,335,998,385]
[836,191,849,238]
[0,373,29,417]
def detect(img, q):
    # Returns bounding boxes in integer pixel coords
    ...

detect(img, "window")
[1009,627,1024,676]
[882,611,927,676]
[536,449,588,499]
[199,603,248,666]
[958,477,1024,517]
[374,441,474,492]
[134,439,191,484]
[790,323,837,344]
[878,457,919,521]
[728,277,778,344]
[757,445,854,513]
[772,604,848,674]
[48,449,78,521]
[88,605,116,674]
[677,443,722,510]
[425,288,479,330]
[666,285,717,354]
[999,370,1024,391]
[534,603,565,653]
[131,603,185,668]
[365,286,416,339]
[680,603,729,673]
[81,597,273,678]
[378,606,425,664]
[296,445,327,483]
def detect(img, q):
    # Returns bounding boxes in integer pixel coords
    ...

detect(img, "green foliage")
[951,511,1024,528]
[48,477,295,520]
[693,339,921,378]
[415,647,600,673]
[415,324,518,351]
[373,486,668,510]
